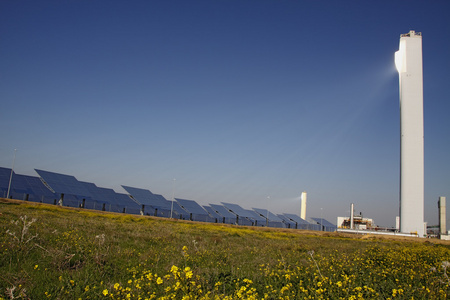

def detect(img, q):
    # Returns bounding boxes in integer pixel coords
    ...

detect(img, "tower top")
[400,30,421,38]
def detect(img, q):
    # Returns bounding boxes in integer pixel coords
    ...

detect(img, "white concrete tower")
[395,30,425,236]
[300,191,307,220]
[439,197,446,236]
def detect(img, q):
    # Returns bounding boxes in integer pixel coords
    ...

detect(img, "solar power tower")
[395,30,425,236]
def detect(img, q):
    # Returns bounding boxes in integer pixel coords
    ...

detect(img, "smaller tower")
[350,203,355,230]
[300,192,307,220]
[439,197,447,236]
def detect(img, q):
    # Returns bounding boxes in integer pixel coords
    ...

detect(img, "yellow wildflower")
[184,267,193,279]
[170,265,179,274]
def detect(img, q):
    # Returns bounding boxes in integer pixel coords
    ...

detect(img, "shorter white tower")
[350,203,355,230]
[439,197,447,236]
[300,191,307,220]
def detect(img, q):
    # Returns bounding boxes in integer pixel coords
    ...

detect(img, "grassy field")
[1,198,450,299]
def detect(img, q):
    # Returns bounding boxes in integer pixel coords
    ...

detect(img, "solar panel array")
[209,204,238,224]
[0,166,336,232]
[203,206,224,222]
[35,169,93,199]
[277,214,297,228]
[252,208,285,228]
[175,198,215,222]
[221,202,261,226]
[282,214,321,230]
[311,217,337,232]
[16,174,57,203]
[0,167,15,197]
[121,186,186,218]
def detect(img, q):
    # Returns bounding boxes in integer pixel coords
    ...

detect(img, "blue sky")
[1,0,449,227]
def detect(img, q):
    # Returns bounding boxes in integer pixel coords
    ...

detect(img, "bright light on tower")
[395,40,406,73]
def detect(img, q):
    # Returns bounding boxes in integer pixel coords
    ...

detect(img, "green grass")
[1,199,449,299]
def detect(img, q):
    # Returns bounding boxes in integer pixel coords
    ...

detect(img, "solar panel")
[220,203,256,226]
[221,202,251,217]
[252,208,285,228]
[282,214,324,230]
[121,186,155,207]
[283,213,312,225]
[175,198,208,215]
[9,174,53,202]
[152,194,185,218]
[75,183,137,213]
[203,206,222,219]
[311,218,336,228]
[2,172,28,199]
[0,167,12,182]
[174,198,215,222]
[277,214,297,228]
[21,174,56,203]
[207,204,238,224]
[114,193,141,214]
[150,194,172,210]
[79,182,108,203]
[35,169,93,200]
[170,201,187,219]
[93,186,121,205]
[244,209,266,223]
[8,173,33,196]
[252,208,283,222]
[209,204,237,218]
[0,167,14,197]
[1,166,338,233]
[0,168,56,203]
[121,186,188,218]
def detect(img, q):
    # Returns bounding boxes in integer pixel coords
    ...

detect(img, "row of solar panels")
[0,167,336,231]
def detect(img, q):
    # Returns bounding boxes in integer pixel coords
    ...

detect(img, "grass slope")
[1,199,449,299]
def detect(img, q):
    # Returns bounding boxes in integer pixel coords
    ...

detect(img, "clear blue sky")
[1,0,449,227]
